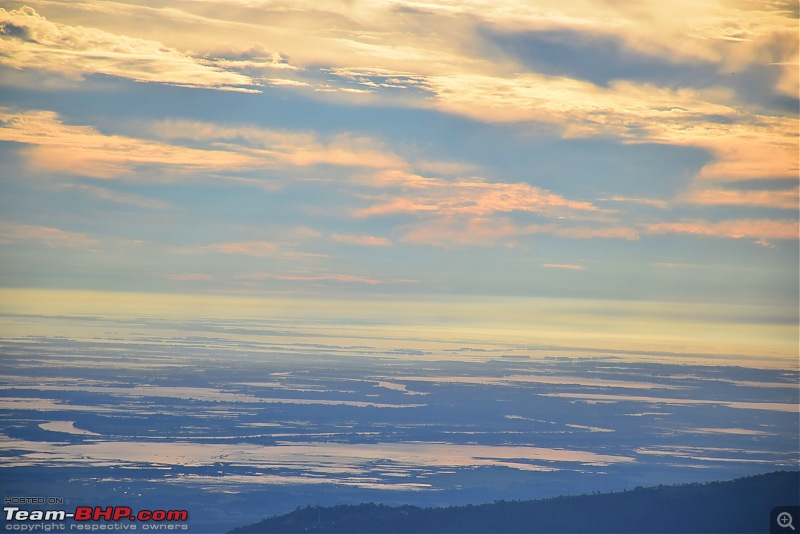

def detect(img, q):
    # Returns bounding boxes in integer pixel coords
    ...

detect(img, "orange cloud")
[646,219,798,240]
[0,108,261,179]
[176,241,279,257]
[152,119,407,170]
[331,234,392,247]
[400,216,639,247]
[207,241,277,257]
[600,196,669,209]
[402,216,522,247]
[355,172,635,248]
[414,160,478,176]
[429,73,733,129]
[363,170,445,189]
[59,183,169,209]
[428,72,797,181]
[428,76,792,187]
[650,117,799,181]
[356,178,599,218]
[682,188,799,210]
[545,225,640,240]
[1,109,414,184]
[0,220,99,248]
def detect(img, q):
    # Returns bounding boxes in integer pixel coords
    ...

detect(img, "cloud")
[173,240,282,258]
[430,74,775,176]
[331,234,392,247]
[7,2,793,187]
[56,183,169,209]
[428,72,797,180]
[423,0,797,94]
[236,272,416,285]
[2,0,796,270]
[325,67,433,93]
[206,241,277,257]
[355,177,600,218]
[399,217,639,248]
[166,273,215,282]
[681,188,799,210]
[12,0,797,102]
[0,108,261,179]
[0,220,99,248]
[401,216,523,247]
[1,109,412,188]
[414,160,478,176]
[646,219,798,241]
[152,119,407,170]
[351,173,633,247]
[357,169,441,190]
[34,0,797,85]
[0,6,255,91]
[274,274,383,285]
[543,263,584,270]
[599,197,669,209]
[545,225,640,240]
[198,43,298,74]
[650,116,799,181]
[263,77,313,87]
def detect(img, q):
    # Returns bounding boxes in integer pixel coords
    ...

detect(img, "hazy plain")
[1,303,797,532]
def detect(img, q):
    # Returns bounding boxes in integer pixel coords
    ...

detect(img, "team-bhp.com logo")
[4,505,189,531]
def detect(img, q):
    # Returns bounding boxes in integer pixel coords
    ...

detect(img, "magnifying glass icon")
[778,512,795,531]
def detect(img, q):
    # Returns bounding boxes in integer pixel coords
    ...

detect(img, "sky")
[0,0,797,364]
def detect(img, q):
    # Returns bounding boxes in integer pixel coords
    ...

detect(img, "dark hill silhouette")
[229,470,799,533]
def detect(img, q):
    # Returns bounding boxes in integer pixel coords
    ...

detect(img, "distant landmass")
[230,470,799,533]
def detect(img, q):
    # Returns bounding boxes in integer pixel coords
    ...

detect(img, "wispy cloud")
[355,178,599,218]
[0,108,261,179]
[0,6,255,91]
[399,217,639,248]
[153,119,406,170]
[56,183,169,209]
[400,216,524,248]
[682,188,799,210]
[331,234,392,247]
[236,272,416,286]
[646,219,798,241]
[1,109,416,193]
[0,220,99,248]
[599,197,669,210]
[274,274,383,285]
[166,273,215,282]
[200,241,277,257]
[543,263,584,270]
[351,174,626,247]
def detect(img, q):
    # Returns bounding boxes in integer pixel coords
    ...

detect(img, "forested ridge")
[230,470,799,533]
